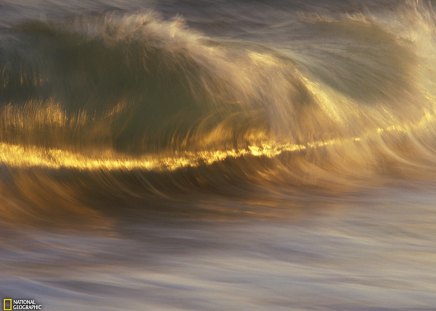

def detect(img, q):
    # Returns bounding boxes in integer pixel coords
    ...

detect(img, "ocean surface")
[1,0,436,310]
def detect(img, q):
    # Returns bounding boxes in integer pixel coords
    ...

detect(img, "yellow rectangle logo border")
[3,298,13,311]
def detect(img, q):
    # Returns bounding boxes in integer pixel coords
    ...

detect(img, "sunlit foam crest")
[0,110,435,172]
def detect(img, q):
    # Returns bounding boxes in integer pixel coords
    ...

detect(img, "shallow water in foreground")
[1,183,436,310]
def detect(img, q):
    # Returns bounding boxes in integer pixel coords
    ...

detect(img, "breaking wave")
[0,2,436,213]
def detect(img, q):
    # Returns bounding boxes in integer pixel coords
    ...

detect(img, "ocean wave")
[0,3,435,199]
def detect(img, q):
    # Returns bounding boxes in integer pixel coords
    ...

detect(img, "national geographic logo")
[2,299,11,311]
[3,298,43,310]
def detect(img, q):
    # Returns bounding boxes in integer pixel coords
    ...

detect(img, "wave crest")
[0,6,435,195]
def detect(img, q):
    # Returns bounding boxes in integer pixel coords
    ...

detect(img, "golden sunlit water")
[0,109,435,172]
